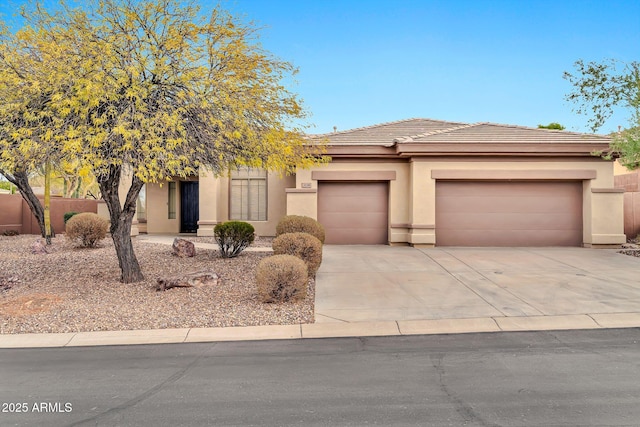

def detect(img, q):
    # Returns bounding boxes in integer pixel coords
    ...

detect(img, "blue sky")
[2,0,639,134]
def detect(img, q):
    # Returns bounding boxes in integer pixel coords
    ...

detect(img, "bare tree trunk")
[0,169,54,238]
[98,165,144,283]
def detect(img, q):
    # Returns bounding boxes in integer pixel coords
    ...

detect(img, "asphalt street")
[1,329,639,426]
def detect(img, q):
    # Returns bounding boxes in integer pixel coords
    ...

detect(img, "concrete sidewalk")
[2,312,639,348]
[2,243,640,348]
[136,234,273,252]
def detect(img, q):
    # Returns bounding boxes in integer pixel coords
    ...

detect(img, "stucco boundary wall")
[622,192,640,239]
[0,194,98,235]
[614,171,640,239]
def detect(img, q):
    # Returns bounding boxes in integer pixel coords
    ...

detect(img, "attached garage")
[317,182,389,244]
[436,181,583,246]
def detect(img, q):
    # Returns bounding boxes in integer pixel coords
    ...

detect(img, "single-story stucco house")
[133,118,625,248]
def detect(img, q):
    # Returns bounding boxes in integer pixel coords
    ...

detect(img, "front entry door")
[180,181,199,233]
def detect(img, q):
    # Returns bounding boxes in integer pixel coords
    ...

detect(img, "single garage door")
[318,182,388,244]
[436,181,583,246]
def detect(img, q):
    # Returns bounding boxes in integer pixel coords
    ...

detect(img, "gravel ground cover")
[0,235,313,334]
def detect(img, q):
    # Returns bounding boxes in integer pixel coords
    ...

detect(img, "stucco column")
[408,160,435,246]
[286,168,318,218]
[586,188,626,247]
[197,167,220,236]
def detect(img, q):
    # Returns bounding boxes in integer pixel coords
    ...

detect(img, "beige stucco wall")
[196,171,294,236]
[146,181,180,234]
[143,157,624,247]
[145,169,293,237]
[286,157,625,247]
[614,159,636,175]
[421,158,622,246]
[287,161,411,243]
[589,190,625,245]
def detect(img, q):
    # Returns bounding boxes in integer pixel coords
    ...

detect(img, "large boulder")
[172,238,195,258]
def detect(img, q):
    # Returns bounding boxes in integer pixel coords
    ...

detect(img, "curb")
[2,313,640,348]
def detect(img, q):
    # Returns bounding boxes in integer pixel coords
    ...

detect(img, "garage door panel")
[436,181,582,247]
[439,213,582,230]
[439,196,580,213]
[442,181,574,197]
[323,228,388,245]
[318,182,388,244]
[441,229,582,247]
[319,196,387,213]
[319,212,388,228]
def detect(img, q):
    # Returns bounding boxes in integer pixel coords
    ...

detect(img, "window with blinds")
[230,169,267,221]
[168,182,176,219]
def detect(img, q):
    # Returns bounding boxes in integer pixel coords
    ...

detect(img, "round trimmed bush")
[214,221,255,258]
[63,211,79,224]
[256,254,308,303]
[65,212,109,248]
[275,215,325,244]
[272,232,323,277]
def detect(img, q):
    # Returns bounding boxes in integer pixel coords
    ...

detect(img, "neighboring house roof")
[308,118,613,158]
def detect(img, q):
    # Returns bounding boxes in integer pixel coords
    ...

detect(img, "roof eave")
[395,142,612,157]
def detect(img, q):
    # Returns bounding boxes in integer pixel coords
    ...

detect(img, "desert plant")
[63,211,80,224]
[272,232,323,277]
[256,254,308,303]
[275,215,325,243]
[214,221,255,258]
[1,229,19,236]
[65,212,109,248]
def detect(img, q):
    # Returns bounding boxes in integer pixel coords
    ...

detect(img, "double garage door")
[316,180,583,246]
[436,181,583,246]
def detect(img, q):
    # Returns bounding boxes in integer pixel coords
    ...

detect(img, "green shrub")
[272,232,323,277]
[256,254,308,303]
[1,229,19,236]
[65,212,109,248]
[64,211,80,224]
[214,221,255,258]
[275,215,325,244]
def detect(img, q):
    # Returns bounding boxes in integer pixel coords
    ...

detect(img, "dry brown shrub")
[272,232,322,277]
[256,254,308,303]
[275,215,325,244]
[65,213,109,248]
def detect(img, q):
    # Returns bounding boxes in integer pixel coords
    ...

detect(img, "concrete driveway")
[315,246,640,323]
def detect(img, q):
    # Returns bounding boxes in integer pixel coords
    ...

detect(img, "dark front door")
[180,181,199,233]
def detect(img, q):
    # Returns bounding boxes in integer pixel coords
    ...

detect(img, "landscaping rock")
[172,238,195,257]
[0,276,19,292]
[156,271,219,291]
[31,239,48,254]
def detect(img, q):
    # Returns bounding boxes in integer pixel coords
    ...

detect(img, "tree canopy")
[564,59,640,132]
[0,0,324,282]
[537,122,565,130]
[564,59,640,170]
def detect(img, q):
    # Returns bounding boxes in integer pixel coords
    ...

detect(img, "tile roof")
[308,118,610,146]
[308,118,466,146]
[395,122,611,144]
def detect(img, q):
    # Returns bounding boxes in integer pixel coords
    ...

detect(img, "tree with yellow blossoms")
[0,0,324,282]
